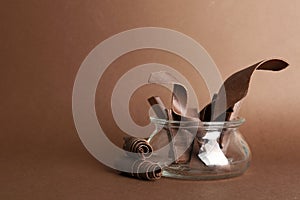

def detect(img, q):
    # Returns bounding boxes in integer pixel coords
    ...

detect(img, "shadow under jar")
[147,117,251,180]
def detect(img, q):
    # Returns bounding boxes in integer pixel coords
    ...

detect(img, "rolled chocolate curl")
[131,160,162,180]
[123,137,153,158]
[118,158,162,181]
[200,59,289,121]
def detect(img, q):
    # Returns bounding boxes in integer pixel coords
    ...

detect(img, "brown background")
[1,1,300,200]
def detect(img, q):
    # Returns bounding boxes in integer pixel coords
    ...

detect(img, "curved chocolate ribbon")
[200,59,289,121]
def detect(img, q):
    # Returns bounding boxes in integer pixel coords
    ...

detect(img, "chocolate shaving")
[200,59,289,121]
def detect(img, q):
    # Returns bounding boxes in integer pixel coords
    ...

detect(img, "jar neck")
[150,117,245,130]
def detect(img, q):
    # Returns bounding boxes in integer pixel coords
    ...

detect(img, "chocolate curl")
[123,137,153,159]
[118,158,162,181]
[120,136,162,180]
[130,160,162,180]
[200,59,289,121]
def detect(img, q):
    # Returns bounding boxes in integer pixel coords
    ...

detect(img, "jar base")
[162,161,250,180]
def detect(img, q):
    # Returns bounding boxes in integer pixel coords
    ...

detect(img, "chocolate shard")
[170,84,202,123]
[148,71,182,85]
[167,109,195,164]
[199,93,218,121]
[148,71,189,119]
[200,59,289,121]
[148,72,196,164]
[214,107,234,122]
[147,96,168,120]
[130,160,162,180]
[171,84,188,118]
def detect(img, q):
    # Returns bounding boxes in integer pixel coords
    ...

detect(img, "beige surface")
[1,1,300,199]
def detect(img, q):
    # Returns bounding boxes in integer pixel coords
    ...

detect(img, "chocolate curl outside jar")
[123,137,153,159]
[200,59,289,121]
[117,158,162,181]
[120,137,161,180]
[130,160,162,180]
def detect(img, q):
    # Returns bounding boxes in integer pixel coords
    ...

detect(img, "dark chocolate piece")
[200,59,288,121]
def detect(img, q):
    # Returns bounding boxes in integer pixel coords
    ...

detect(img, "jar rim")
[150,116,245,128]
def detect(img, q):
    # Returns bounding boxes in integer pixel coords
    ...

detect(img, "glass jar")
[147,117,251,180]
